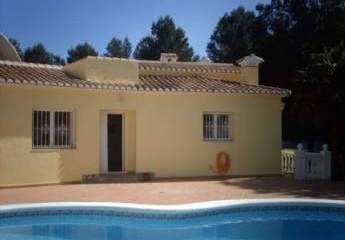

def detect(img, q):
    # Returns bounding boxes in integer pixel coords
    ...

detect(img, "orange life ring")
[209,151,231,175]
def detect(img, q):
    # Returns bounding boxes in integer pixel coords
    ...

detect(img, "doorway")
[107,114,123,172]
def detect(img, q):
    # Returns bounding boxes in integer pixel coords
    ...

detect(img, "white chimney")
[160,53,178,62]
[236,54,264,85]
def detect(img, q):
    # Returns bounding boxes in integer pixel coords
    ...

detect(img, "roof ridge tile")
[0,61,290,96]
[0,60,62,69]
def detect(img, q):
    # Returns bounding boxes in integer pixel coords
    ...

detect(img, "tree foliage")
[208,0,345,178]
[67,42,98,63]
[134,15,194,61]
[23,43,65,65]
[207,6,268,62]
[105,37,132,58]
[8,38,23,59]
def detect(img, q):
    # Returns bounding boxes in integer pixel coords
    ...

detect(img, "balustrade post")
[320,144,331,180]
[295,144,306,180]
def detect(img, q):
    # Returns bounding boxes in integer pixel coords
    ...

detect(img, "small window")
[33,110,75,149]
[203,113,232,141]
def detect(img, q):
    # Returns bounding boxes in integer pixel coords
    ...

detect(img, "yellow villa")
[0,34,290,187]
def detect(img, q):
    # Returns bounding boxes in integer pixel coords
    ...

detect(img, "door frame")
[100,110,125,173]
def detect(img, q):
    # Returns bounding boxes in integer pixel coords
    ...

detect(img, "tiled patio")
[0,176,345,205]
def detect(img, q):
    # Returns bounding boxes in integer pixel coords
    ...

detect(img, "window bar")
[55,112,58,146]
[218,114,220,139]
[42,111,45,147]
[220,114,222,139]
[207,115,210,139]
[216,114,219,139]
[205,115,210,139]
[220,115,223,139]
[33,111,36,147]
[46,111,49,146]
[224,115,227,139]
[211,115,217,140]
[207,114,210,140]
[46,111,49,147]
[207,114,209,140]
[44,111,47,147]
[67,112,70,146]
[59,112,62,146]
[221,115,223,139]
[203,115,206,139]
[43,111,46,146]
[47,111,50,146]
[62,112,65,146]
[206,115,208,139]
[61,112,64,147]
[56,112,58,146]
[223,115,226,139]
[208,114,211,140]
[212,114,215,140]
[210,114,212,139]
[32,111,34,148]
[63,112,65,147]
[39,111,44,147]
[215,115,217,139]
[37,111,39,147]
[214,114,219,139]
[64,112,66,147]
[71,111,74,147]
[62,112,65,147]
[49,111,52,146]
[59,112,61,147]
[33,111,35,147]
[55,112,58,147]
[223,115,225,139]
[226,115,229,139]
[43,111,46,147]
[58,112,60,146]
[53,112,56,147]
[228,115,230,139]
[64,112,67,147]
[223,115,228,139]
[37,111,40,147]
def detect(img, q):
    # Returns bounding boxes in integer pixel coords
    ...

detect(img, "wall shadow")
[219,176,345,200]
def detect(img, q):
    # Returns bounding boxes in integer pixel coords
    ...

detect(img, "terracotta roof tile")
[138,60,240,74]
[0,60,290,96]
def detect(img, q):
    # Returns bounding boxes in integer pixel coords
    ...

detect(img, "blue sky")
[0,0,269,59]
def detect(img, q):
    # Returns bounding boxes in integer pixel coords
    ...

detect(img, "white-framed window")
[32,110,75,149]
[203,113,232,141]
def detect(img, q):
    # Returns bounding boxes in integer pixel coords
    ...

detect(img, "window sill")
[31,146,77,152]
[203,138,234,142]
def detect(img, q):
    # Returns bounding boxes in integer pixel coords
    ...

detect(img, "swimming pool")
[1,199,345,240]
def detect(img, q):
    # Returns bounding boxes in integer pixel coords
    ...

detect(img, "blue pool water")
[1,201,345,240]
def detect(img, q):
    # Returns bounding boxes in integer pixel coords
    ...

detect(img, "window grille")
[33,110,74,148]
[203,113,232,141]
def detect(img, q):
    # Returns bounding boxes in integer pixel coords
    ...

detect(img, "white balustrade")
[282,149,296,174]
[282,144,331,180]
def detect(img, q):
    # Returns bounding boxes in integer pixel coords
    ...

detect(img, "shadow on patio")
[219,176,345,200]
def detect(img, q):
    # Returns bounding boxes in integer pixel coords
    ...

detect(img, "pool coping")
[1,198,345,215]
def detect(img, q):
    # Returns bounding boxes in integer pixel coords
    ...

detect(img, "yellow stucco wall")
[0,85,282,187]
[241,67,259,85]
